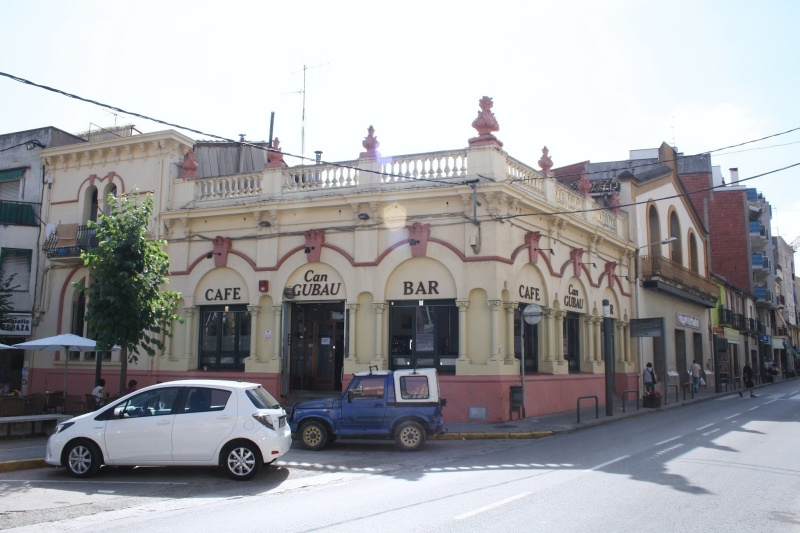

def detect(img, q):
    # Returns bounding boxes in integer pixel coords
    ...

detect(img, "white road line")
[696,423,715,431]
[790,395,800,401]
[0,480,188,485]
[454,492,532,520]
[724,413,741,420]
[586,455,630,471]
[702,428,721,436]
[654,436,681,446]
[748,406,759,411]
[765,399,778,405]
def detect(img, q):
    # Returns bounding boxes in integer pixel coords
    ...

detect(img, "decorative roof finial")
[578,172,592,197]
[179,149,199,179]
[608,191,621,214]
[538,146,553,177]
[359,126,381,159]
[264,137,288,168]
[468,96,503,147]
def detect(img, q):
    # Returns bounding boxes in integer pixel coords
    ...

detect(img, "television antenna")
[284,62,329,162]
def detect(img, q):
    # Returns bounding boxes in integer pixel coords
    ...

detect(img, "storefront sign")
[723,327,740,344]
[403,281,439,295]
[0,313,32,336]
[630,317,664,338]
[676,313,700,330]
[518,285,541,301]
[563,285,584,310]
[204,287,242,301]
[288,269,342,298]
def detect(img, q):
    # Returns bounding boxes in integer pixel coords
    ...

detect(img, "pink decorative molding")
[604,262,617,287]
[212,236,232,267]
[569,248,584,278]
[468,96,503,148]
[538,146,553,177]
[608,191,621,214]
[577,172,591,197]
[304,229,325,262]
[407,222,430,257]
[525,231,542,264]
[179,150,200,179]
[359,126,381,159]
[264,137,288,169]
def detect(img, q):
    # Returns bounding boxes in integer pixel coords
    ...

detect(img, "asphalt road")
[2,381,800,532]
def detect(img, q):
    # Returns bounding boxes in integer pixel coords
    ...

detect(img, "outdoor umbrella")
[0,343,13,349]
[13,333,100,401]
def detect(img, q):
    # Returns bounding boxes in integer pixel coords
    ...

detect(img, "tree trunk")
[118,346,128,396]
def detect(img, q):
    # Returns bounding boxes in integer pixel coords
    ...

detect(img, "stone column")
[584,316,595,363]
[163,323,173,360]
[624,322,632,364]
[555,311,567,362]
[544,308,555,362]
[346,303,359,360]
[488,299,503,360]
[183,307,195,362]
[247,305,260,361]
[272,305,282,361]
[504,302,519,362]
[593,316,603,363]
[372,303,386,365]
[456,300,470,361]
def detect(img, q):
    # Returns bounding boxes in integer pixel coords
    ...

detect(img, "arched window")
[83,186,99,224]
[648,205,661,256]
[669,211,682,264]
[689,232,699,274]
[102,184,117,217]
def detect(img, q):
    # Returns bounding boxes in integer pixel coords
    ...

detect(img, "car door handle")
[217,415,231,419]
[156,420,171,425]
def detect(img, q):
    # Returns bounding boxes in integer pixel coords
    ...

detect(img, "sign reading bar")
[676,313,700,330]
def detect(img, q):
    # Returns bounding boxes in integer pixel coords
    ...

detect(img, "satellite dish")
[522,304,543,325]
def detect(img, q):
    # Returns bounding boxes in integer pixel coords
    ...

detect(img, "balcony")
[747,317,757,333]
[640,255,718,307]
[719,308,733,326]
[732,313,746,331]
[749,221,768,249]
[42,224,98,262]
[0,200,40,226]
[754,286,774,306]
[776,327,788,337]
[757,321,767,335]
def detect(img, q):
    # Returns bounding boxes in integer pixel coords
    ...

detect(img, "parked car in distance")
[289,368,446,451]
[45,380,291,480]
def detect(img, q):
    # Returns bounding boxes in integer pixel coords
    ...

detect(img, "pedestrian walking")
[691,360,702,392]
[643,362,657,393]
[739,363,756,398]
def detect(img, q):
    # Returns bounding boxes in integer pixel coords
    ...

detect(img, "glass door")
[564,312,581,372]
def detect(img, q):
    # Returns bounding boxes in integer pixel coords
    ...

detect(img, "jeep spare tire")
[394,420,426,451]
[299,420,329,451]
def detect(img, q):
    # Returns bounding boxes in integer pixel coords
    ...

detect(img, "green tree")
[0,270,17,329]
[76,191,183,395]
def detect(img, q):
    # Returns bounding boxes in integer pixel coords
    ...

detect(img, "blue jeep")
[288,368,446,451]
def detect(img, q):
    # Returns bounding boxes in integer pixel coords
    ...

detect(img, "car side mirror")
[347,390,354,403]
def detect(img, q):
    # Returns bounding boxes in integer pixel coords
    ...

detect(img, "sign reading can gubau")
[676,313,700,330]
[563,284,584,310]
[285,267,346,300]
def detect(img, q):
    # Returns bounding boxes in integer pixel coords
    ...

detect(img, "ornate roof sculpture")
[468,96,503,147]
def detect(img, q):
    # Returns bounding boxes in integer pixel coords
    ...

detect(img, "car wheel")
[394,421,426,452]
[65,439,103,478]
[221,442,263,481]
[299,421,328,451]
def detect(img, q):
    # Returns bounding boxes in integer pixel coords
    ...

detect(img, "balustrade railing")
[380,150,467,183]
[640,254,718,297]
[195,172,263,201]
[282,162,359,192]
[554,185,585,215]
[506,156,544,198]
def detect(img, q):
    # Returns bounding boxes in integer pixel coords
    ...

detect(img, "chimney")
[315,150,323,165]
[730,168,739,184]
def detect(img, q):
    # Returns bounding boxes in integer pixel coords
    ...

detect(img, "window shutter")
[0,249,32,291]
[0,179,20,201]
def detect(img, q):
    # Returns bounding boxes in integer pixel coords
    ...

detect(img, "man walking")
[739,362,756,398]
[691,360,702,392]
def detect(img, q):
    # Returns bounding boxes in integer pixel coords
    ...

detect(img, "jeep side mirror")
[347,390,354,403]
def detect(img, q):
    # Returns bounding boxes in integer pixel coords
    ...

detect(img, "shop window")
[389,300,458,373]
[198,305,251,371]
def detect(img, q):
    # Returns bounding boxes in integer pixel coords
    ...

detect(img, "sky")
[2,0,799,245]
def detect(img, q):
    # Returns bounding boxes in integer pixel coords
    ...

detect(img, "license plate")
[279,415,286,427]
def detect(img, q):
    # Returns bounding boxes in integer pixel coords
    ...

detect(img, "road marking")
[789,395,800,401]
[724,413,741,420]
[696,423,715,431]
[586,455,630,471]
[0,480,188,485]
[748,406,759,411]
[654,436,681,446]
[702,428,721,436]
[765,399,778,405]
[454,492,532,520]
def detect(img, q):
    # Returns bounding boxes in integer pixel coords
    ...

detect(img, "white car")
[45,380,291,481]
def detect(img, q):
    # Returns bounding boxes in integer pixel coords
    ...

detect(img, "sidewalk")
[0,381,784,473]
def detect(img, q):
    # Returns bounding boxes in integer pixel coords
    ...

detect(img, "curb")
[0,458,47,473]
[434,431,554,440]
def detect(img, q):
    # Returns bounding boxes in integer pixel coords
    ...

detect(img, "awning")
[788,344,800,358]
[0,168,25,181]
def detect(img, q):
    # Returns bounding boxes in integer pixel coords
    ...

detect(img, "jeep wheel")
[394,421,426,451]
[299,421,329,451]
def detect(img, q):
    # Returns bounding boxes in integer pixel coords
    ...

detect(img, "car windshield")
[246,387,281,409]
